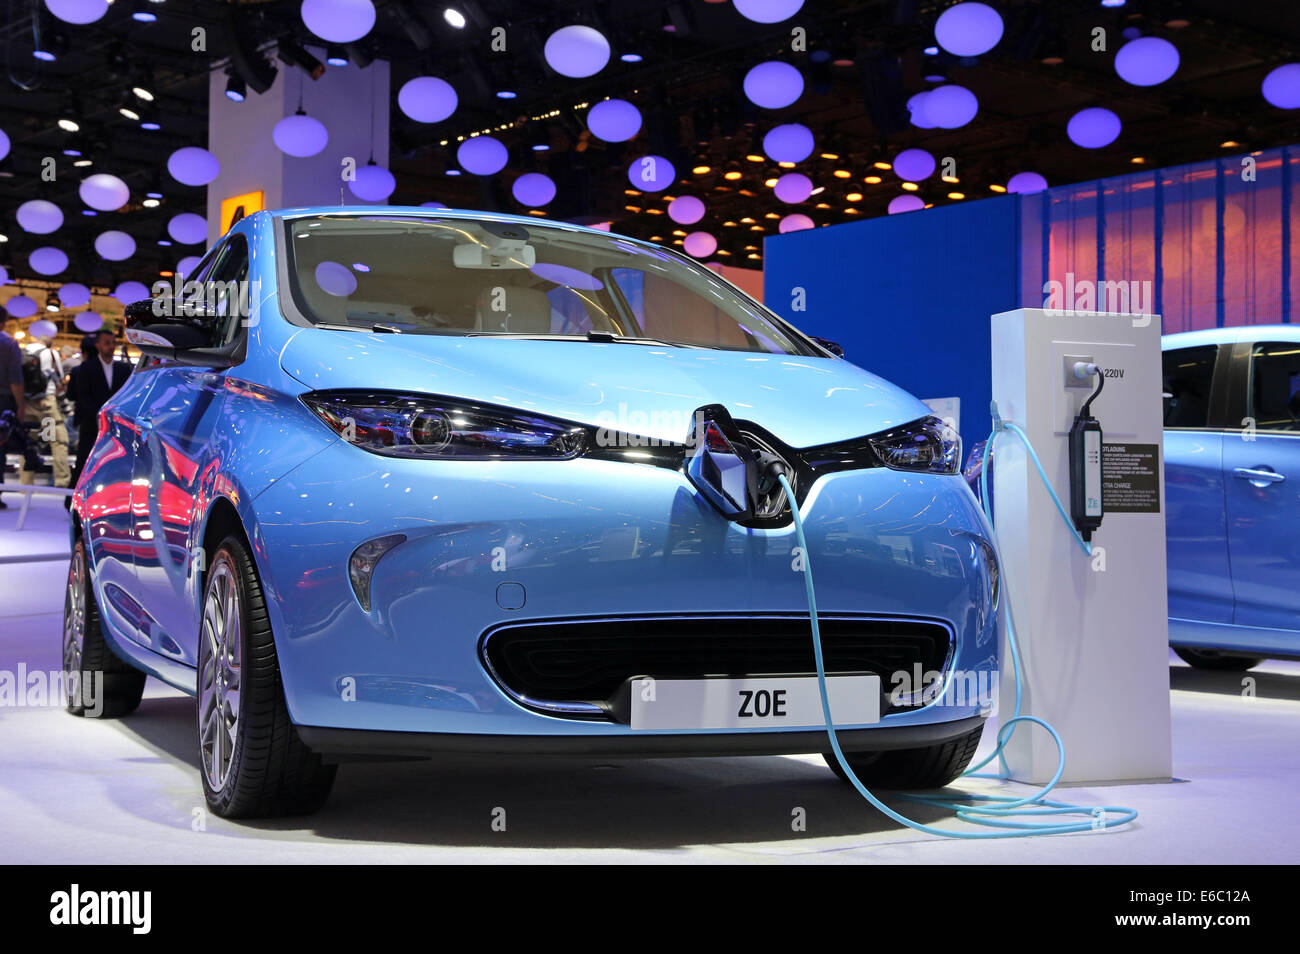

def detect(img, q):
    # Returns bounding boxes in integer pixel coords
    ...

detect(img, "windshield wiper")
[582,330,707,348]
[314,321,415,334]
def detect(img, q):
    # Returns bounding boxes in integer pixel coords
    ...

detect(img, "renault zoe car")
[64,208,999,817]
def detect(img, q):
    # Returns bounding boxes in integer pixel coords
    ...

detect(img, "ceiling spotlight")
[132,85,154,101]
[942,175,959,183]
[1220,140,1241,149]
[693,165,711,175]
[833,170,851,179]
[46,295,60,312]
[141,120,161,131]
[948,192,965,200]
[745,154,764,163]
[1100,0,1125,7]
[133,0,159,22]
[873,161,891,170]
[73,158,92,167]
[901,182,919,191]
[864,175,882,184]
[225,73,247,102]
[444,7,467,29]
[620,53,643,63]
[924,46,939,56]
[819,153,839,160]
[58,118,79,133]
[143,198,161,207]
[119,105,140,120]
[532,144,550,151]
[724,171,742,180]
[846,192,863,202]
[146,191,162,199]
[33,47,55,62]
[326,45,348,66]
[990,184,1007,193]
[81,209,98,215]
[496,90,517,99]
[277,38,325,80]
[1130,156,1146,164]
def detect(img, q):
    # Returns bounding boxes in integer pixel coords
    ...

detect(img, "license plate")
[629,675,881,731]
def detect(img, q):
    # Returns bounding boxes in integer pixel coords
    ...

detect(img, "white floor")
[2,494,1297,863]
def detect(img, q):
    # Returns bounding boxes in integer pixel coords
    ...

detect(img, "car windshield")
[281,214,816,355]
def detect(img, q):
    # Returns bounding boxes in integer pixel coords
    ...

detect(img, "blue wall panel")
[764,195,1021,440]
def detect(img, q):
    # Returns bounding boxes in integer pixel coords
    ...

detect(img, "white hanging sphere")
[95,230,137,261]
[300,0,375,44]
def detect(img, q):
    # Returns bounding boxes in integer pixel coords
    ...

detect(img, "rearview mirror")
[123,298,240,369]
[810,335,845,358]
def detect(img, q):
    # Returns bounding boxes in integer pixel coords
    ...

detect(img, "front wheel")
[1174,647,1263,672]
[198,534,336,818]
[823,724,984,789]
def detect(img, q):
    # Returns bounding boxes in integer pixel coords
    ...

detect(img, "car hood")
[279,329,932,448]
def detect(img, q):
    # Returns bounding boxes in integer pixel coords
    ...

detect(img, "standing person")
[66,328,132,493]
[19,326,71,487]
[0,318,26,510]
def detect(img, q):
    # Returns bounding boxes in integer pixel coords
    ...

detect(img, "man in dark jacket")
[66,329,132,493]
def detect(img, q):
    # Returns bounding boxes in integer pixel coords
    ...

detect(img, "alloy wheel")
[199,556,242,793]
[62,548,86,708]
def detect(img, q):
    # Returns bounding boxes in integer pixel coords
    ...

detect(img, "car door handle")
[1233,467,1285,485]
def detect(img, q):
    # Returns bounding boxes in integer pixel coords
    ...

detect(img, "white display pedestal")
[991,308,1172,784]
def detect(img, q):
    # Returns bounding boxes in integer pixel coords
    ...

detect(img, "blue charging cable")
[776,405,1138,838]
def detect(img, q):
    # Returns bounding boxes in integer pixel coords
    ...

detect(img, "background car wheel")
[63,539,146,718]
[198,534,337,819]
[823,724,984,789]
[1173,647,1263,672]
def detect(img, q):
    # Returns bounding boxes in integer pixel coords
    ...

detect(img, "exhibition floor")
[2,495,1296,864]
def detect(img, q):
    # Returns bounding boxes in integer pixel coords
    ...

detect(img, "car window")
[1162,345,1217,428]
[1248,341,1300,433]
[281,215,816,355]
[206,234,250,347]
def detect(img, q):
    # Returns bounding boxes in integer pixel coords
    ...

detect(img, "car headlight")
[301,391,587,459]
[868,415,962,474]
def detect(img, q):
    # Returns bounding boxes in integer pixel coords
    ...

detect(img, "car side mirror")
[124,298,241,369]
[810,335,845,358]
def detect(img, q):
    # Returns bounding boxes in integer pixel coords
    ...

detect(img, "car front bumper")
[250,442,1000,749]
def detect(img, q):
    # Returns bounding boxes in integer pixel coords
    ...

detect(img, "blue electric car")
[1163,325,1300,670]
[65,208,999,817]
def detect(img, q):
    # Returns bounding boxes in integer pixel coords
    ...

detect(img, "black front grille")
[481,614,953,720]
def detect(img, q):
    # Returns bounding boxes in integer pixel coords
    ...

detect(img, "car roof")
[263,205,620,240]
[1162,325,1300,349]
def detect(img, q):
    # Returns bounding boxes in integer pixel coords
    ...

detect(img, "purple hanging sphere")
[348,163,396,200]
[79,173,129,212]
[1067,107,1122,148]
[168,213,208,245]
[458,136,508,176]
[921,85,978,128]
[29,319,58,339]
[45,0,109,25]
[30,247,68,276]
[420,201,448,209]
[734,0,804,24]
[59,283,91,308]
[17,200,63,234]
[668,196,706,224]
[1007,171,1049,194]
[544,25,610,79]
[113,281,150,305]
[892,148,936,182]
[1262,63,1300,109]
[1114,37,1179,87]
[587,99,641,142]
[743,61,804,109]
[167,147,220,186]
[512,173,556,207]
[888,195,925,215]
[773,173,813,203]
[763,123,814,163]
[74,311,103,332]
[934,3,1004,58]
[0,128,9,162]
[95,230,136,261]
[300,0,375,44]
[6,295,38,318]
[627,155,675,192]
[273,113,329,157]
[907,92,938,129]
[683,232,717,258]
[778,213,815,233]
[398,77,458,123]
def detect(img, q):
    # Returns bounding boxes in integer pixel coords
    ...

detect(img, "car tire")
[1173,647,1263,672]
[823,724,984,789]
[63,539,146,718]
[198,534,337,819]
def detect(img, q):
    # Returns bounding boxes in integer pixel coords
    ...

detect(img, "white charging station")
[990,308,1173,784]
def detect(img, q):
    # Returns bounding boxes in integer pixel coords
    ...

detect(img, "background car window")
[1162,345,1217,428]
[1249,341,1300,433]
[610,267,776,351]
